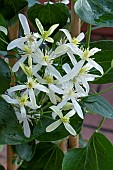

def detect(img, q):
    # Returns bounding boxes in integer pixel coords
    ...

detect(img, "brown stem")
[69,0,81,149]
[7,21,19,170]
[59,140,67,153]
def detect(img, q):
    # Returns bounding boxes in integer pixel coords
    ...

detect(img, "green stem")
[98,85,113,95]
[96,117,106,132]
[0,37,8,45]
[86,24,91,48]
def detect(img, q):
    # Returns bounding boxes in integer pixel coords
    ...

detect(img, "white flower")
[34,18,59,43]
[2,93,39,118]
[46,106,76,136]
[7,77,49,108]
[49,81,84,119]
[0,26,7,35]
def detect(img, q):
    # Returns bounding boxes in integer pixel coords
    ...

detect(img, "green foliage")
[74,0,113,26]
[90,40,113,84]
[82,95,113,119]
[33,113,83,141]
[0,165,5,170]
[0,58,11,94]
[18,142,64,170]
[62,132,113,170]
[27,3,70,30]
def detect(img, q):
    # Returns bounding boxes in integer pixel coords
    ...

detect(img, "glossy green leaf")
[0,58,11,94]
[62,132,113,170]
[27,3,70,30]
[0,165,5,170]
[0,0,28,25]
[0,97,32,144]
[18,142,64,170]
[82,95,113,119]
[89,40,113,84]
[15,141,36,161]
[33,113,83,141]
[74,0,113,26]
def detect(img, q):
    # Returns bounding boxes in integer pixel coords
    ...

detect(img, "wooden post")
[59,140,67,154]
[69,0,81,149]
[7,21,19,170]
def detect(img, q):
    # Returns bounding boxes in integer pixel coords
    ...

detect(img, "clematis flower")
[46,106,76,136]
[34,18,59,43]
[7,77,49,108]
[0,26,7,35]
[2,93,39,118]
[49,81,84,119]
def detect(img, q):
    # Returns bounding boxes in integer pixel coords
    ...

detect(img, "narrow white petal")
[48,65,62,79]
[64,123,76,136]
[49,84,64,94]
[62,63,71,73]
[35,18,44,35]
[45,37,54,43]
[32,64,42,75]
[80,77,89,94]
[49,88,57,105]
[26,101,40,109]
[71,98,84,119]
[7,37,27,50]
[8,85,27,93]
[66,44,83,56]
[20,106,26,118]
[35,84,49,93]
[54,44,69,56]
[89,47,101,55]
[57,98,68,109]
[67,51,77,66]
[88,58,103,75]
[0,26,7,35]
[50,106,63,118]
[48,24,59,36]
[46,120,62,132]
[2,95,18,104]
[19,14,30,34]
[12,56,27,72]
[23,118,31,138]
[60,29,72,42]
[77,32,85,42]
[29,89,37,107]
[65,109,75,118]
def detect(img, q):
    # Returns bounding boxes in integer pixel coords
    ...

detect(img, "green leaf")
[82,95,113,119]
[62,132,113,170]
[15,140,36,161]
[27,3,70,30]
[33,113,83,141]
[18,142,64,170]
[74,0,113,26]
[0,97,32,144]
[0,0,28,25]
[0,165,5,170]
[0,58,11,94]
[89,40,113,84]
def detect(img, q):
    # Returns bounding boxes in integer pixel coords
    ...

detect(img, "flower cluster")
[2,14,103,138]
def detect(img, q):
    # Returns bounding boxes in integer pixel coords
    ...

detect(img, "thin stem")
[0,37,8,45]
[86,24,91,48]
[96,117,106,132]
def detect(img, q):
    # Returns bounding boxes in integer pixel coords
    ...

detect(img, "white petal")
[23,118,31,138]
[66,44,83,56]
[49,84,64,94]
[77,32,85,42]
[71,98,84,119]
[54,44,69,56]
[0,26,7,35]
[45,37,54,43]
[57,98,68,109]
[67,50,77,66]
[29,89,37,107]
[64,123,76,136]
[19,14,30,34]
[2,95,18,104]
[20,106,26,118]
[26,101,40,109]
[60,29,72,42]
[50,106,63,118]
[35,18,44,35]
[8,85,27,93]
[80,77,89,94]
[47,24,59,36]
[89,47,101,55]
[33,32,42,38]
[48,65,62,79]
[49,88,57,105]
[12,56,27,72]
[7,37,27,50]
[65,109,75,118]
[88,58,103,75]
[62,63,71,73]
[46,120,62,132]
[35,84,49,93]
[32,64,42,75]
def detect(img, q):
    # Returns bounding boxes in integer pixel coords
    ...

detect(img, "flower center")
[79,67,87,75]
[43,55,49,62]
[27,78,36,89]
[72,38,79,45]
[18,95,28,106]
[67,89,74,96]
[23,45,32,54]
[42,31,48,39]
[61,116,70,123]
[44,75,54,84]
[83,49,90,60]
